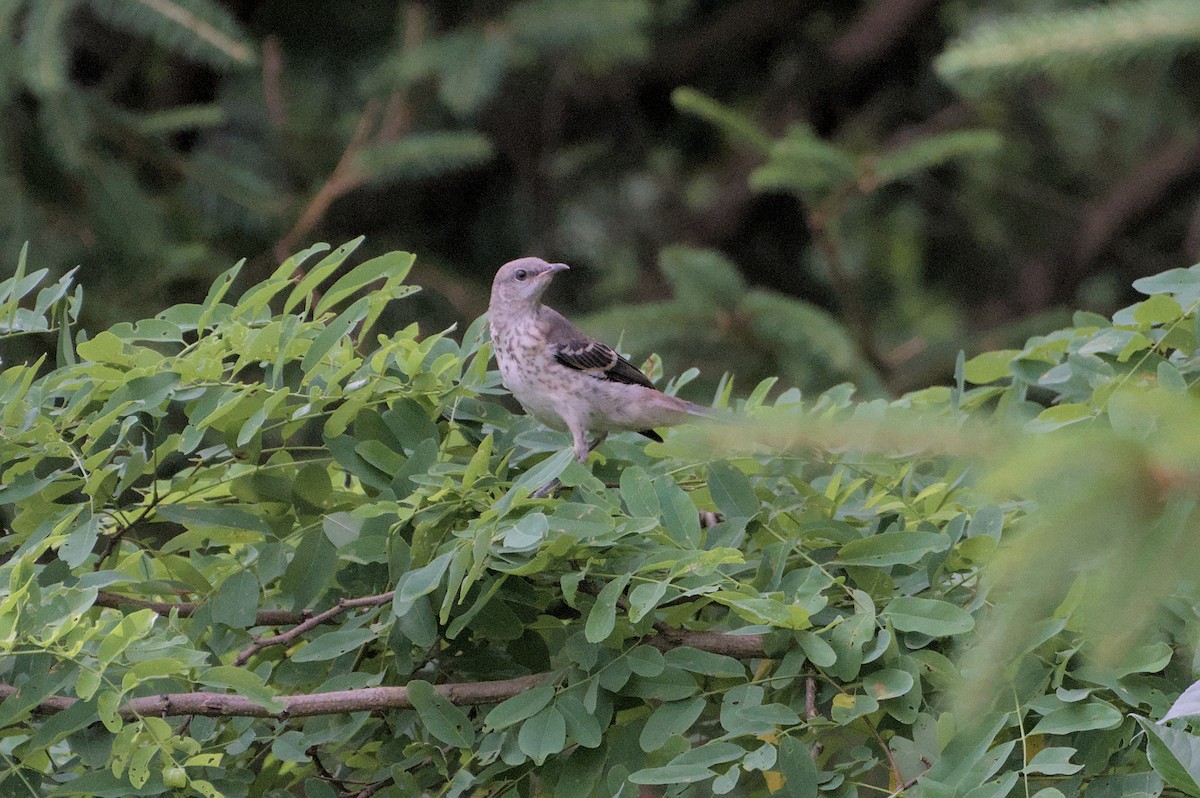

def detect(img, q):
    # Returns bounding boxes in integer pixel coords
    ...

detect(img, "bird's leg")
[530,480,559,499]
[570,426,591,464]
[533,426,601,498]
[585,432,608,460]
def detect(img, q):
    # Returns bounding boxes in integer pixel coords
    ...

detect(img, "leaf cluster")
[5,241,1200,796]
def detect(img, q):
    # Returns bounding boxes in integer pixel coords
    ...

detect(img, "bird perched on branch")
[489,257,710,493]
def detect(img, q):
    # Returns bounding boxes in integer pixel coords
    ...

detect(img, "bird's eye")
[514,269,528,281]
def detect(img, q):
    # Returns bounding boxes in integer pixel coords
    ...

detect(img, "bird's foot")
[531,479,562,499]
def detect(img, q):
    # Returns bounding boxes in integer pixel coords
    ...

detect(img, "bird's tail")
[642,392,726,426]
[676,399,730,421]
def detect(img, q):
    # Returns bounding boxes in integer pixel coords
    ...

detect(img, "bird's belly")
[494,347,569,430]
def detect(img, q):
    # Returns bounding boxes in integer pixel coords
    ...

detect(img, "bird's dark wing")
[553,337,655,388]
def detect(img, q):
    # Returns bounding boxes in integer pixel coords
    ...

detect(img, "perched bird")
[488,257,710,494]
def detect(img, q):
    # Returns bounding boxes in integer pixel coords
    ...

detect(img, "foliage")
[937,0,1200,88]
[5,240,1200,796]
[579,245,885,396]
[4,0,1200,400]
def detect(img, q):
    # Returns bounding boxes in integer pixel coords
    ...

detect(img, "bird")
[488,257,710,495]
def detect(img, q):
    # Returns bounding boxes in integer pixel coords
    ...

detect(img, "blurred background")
[2,0,1199,397]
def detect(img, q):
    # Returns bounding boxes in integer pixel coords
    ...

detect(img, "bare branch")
[95,591,314,626]
[0,674,549,720]
[234,591,395,666]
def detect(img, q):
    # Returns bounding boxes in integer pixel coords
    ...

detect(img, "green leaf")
[558,694,603,749]
[196,666,282,711]
[1133,294,1183,325]
[640,698,706,752]
[963,350,1018,384]
[838,530,950,567]
[354,133,494,182]
[300,296,370,376]
[393,551,455,616]
[662,647,746,678]
[863,668,915,700]
[59,513,98,568]
[585,573,631,643]
[629,764,716,786]
[517,705,566,765]
[279,527,338,610]
[1137,716,1200,796]
[155,504,270,535]
[709,591,810,629]
[659,246,746,309]
[882,597,974,636]
[210,571,259,628]
[751,124,858,197]
[627,579,669,622]
[1026,403,1096,432]
[796,631,837,667]
[484,684,555,731]
[407,680,475,748]
[671,87,770,152]
[872,130,1003,187]
[498,449,575,512]
[1116,641,1173,676]
[315,251,416,317]
[620,466,660,518]
[283,236,364,314]
[1030,701,1123,735]
[291,629,377,662]
[1023,747,1083,776]
[778,736,818,797]
[707,462,757,518]
[1163,680,1200,722]
[86,0,255,68]
[1133,266,1200,304]
[655,477,701,547]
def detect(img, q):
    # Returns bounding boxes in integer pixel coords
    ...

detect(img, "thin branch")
[95,590,768,659]
[95,591,314,626]
[806,202,889,375]
[864,713,905,790]
[262,35,287,130]
[1074,136,1200,268]
[234,591,395,666]
[273,102,380,263]
[829,0,938,67]
[271,3,426,263]
[0,674,549,719]
[650,624,765,659]
[354,777,396,798]
[0,628,773,721]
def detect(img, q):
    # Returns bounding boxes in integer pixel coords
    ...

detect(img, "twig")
[806,202,889,375]
[1074,137,1200,268]
[262,35,287,130]
[271,4,426,263]
[650,624,765,658]
[829,0,938,67]
[0,674,550,720]
[95,590,771,659]
[354,778,396,798]
[234,591,395,666]
[95,591,315,626]
[273,102,379,263]
[864,714,905,792]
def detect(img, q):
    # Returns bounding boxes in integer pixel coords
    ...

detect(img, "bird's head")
[490,257,570,310]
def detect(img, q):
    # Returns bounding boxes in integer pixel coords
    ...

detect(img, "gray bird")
[489,257,709,491]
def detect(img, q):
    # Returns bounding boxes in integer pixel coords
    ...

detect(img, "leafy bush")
[4,239,1200,797]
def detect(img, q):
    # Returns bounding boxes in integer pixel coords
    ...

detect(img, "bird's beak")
[544,263,570,276]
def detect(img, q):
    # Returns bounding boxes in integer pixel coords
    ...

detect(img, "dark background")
[4,0,1198,395]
